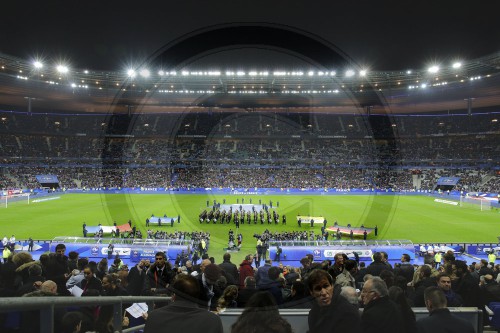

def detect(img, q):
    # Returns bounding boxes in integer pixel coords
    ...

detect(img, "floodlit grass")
[1,193,498,263]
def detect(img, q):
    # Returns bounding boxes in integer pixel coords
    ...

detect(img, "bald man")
[40,280,58,295]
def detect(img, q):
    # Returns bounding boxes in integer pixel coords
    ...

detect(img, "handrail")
[0,296,170,333]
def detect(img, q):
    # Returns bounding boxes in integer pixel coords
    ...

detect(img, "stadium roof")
[2,1,500,71]
[2,2,500,114]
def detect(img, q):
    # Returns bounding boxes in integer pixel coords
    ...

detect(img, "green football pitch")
[1,193,499,263]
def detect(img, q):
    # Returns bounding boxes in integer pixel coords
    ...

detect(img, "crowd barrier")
[0,297,483,333]
[220,307,483,333]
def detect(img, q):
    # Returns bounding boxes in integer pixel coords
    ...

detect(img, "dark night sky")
[2,0,500,71]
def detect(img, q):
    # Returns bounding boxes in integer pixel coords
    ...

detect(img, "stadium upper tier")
[1,52,499,192]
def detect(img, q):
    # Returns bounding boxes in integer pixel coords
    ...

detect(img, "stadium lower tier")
[5,238,498,268]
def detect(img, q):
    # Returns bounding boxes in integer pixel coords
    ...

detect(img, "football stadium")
[1,4,500,333]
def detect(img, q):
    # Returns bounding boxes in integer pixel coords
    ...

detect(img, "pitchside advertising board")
[50,243,189,262]
[269,245,414,262]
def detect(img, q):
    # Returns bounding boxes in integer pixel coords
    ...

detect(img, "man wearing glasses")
[360,276,404,333]
[144,251,174,295]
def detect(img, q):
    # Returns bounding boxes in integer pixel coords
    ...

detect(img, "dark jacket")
[143,264,174,295]
[127,265,147,296]
[144,299,223,333]
[416,308,475,333]
[394,262,415,283]
[361,296,404,333]
[308,285,361,333]
[363,261,393,277]
[44,253,71,296]
[219,260,239,286]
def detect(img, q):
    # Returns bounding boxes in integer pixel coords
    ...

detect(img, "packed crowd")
[1,111,499,193]
[2,164,498,194]
[1,243,496,333]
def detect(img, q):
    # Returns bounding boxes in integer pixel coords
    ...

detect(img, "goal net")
[459,195,492,211]
[0,193,30,208]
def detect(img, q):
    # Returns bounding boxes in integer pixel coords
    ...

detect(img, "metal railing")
[0,296,170,333]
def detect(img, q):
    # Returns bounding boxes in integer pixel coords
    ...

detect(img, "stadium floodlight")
[139,69,150,77]
[127,69,136,78]
[158,70,165,76]
[56,65,69,74]
[406,70,412,74]
[33,61,43,69]
[359,69,367,77]
[428,65,439,73]
[452,62,462,69]
[308,71,314,76]
[345,69,355,77]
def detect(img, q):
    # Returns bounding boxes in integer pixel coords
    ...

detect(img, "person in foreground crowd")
[416,286,475,333]
[360,276,404,333]
[143,251,173,295]
[388,286,417,333]
[144,274,223,333]
[231,291,292,333]
[307,269,361,333]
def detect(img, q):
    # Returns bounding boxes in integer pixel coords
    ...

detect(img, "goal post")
[0,193,30,208]
[459,195,492,211]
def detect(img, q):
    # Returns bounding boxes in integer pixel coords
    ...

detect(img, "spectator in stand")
[394,253,414,284]
[219,253,239,286]
[196,263,223,311]
[45,243,71,296]
[359,252,392,280]
[436,273,463,307]
[238,254,255,289]
[127,259,149,296]
[416,286,474,333]
[360,276,404,333]
[335,259,358,288]
[79,265,103,295]
[143,251,174,295]
[66,258,88,289]
[307,269,361,333]
[236,276,258,308]
[388,286,417,333]
[258,266,283,305]
[255,259,273,288]
[217,285,239,311]
[231,291,292,333]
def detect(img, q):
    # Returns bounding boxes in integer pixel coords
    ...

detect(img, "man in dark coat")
[307,269,361,333]
[44,243,71,296]
[218,253,239,286]
[360,276,405,333]
[359,252,392,280]
[143,251,174,295]
[394,253,415,284]
[127,259,149,296]
[144,274,223,333]
[196,263,222,311]
[416,286,475,333]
